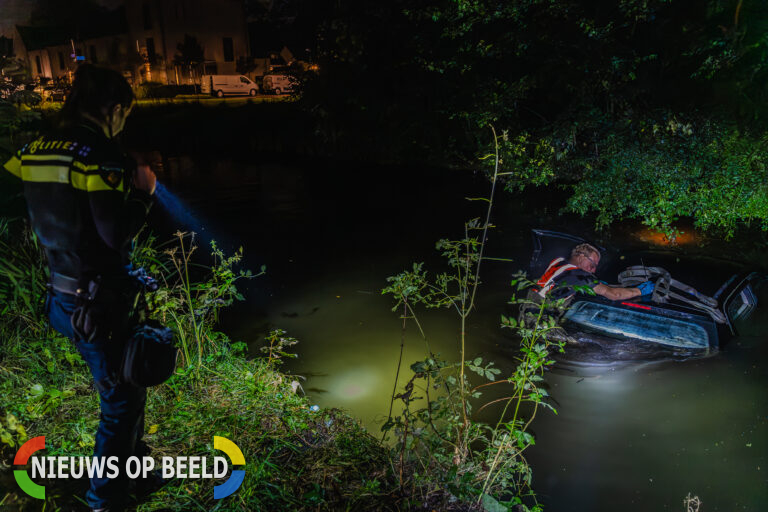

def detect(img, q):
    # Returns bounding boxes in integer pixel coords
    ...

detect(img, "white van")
[262,74,295,95]
[201,75,259,97]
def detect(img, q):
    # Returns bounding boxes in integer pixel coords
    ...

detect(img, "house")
[13,8,131,83]
[12,0,251,85]
[124,0,250,84]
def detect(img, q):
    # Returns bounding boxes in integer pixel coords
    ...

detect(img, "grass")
[0,333,402,511]
[134,94,292,107]
[0,229,465,512]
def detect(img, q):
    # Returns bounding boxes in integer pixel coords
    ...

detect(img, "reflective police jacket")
[2,120,153,284]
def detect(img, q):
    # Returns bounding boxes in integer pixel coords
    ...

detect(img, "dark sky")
[0,0,123,37]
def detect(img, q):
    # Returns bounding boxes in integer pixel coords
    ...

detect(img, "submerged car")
[527,229,762,356]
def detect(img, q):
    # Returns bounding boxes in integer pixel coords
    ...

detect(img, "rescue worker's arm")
[593,283,642,301]
[87,163,155,252]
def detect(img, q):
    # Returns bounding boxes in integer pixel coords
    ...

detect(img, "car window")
[563,301,710,349]
[726,284,757,323]
[240,77,249,84]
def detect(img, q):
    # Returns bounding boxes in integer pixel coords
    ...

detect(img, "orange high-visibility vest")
[535,258,578,298]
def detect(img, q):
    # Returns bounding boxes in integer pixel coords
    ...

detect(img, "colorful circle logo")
[213,435,245,499]
[14,436,46,499]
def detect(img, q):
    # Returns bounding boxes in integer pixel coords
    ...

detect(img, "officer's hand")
[134,164,157,195]
[636,281,655,296]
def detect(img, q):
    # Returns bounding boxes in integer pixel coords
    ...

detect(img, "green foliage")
[0,231,405,511]
[134,231,262,370]
[0,219,48,335]
[0,98,42,161]
[0,412,28,450]
[565,120,768,237]
[260,329,299,367]
[383,261,566,511]
[493,111,768,237]
[313,0,768,236]
[381,130,564,509]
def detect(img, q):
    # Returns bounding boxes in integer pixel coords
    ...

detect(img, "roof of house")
[16,6,127,52]
[15,25,72,51]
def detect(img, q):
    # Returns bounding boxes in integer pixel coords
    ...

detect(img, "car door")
[529,229,607,278]
[239,76,250,94]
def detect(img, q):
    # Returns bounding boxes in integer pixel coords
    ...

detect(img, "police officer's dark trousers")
[46,291,147,510]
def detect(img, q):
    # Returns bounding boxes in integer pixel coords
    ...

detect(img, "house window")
[35,55,41,75]
[58,51,65,69]
[89,45,98,63]
[222,37,234,62]
[143,3,153,30]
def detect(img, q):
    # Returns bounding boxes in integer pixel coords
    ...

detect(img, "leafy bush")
[0,219,48,337]
[489,114,768,238]
[311,0,768,236]
[133,231,261,369]
[134,82,200,100]
[0,232,406,511]
[381,129,565,511]
[566,121,768,238]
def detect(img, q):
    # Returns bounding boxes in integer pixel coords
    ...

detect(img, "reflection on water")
[526,331,768,512]
[167,157,767,512]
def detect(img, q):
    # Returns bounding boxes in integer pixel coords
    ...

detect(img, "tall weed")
[382,128,565,511]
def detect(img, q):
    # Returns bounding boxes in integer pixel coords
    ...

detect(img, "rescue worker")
[535,243,654,302]
[521,243,654,342]
[3,65,156,511]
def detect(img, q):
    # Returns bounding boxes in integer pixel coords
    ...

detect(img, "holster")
[70,276,138,343]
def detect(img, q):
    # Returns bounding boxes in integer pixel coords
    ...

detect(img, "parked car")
[262,74,295,95]
[200,75,259,98]
[526,229,763,356]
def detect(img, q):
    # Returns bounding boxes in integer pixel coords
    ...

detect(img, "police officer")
[3,65,156,511]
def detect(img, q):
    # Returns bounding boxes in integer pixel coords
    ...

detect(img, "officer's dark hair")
[59,64,134,127]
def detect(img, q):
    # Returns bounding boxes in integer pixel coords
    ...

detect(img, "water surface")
[160,156,767,511]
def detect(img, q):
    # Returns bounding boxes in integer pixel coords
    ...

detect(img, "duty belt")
[49,272,81,296]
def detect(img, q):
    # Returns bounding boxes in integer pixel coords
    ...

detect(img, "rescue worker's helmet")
[122,320,178,387]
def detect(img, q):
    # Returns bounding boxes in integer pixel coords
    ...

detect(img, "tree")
[173,34,205,84]
[311,0,768,237]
